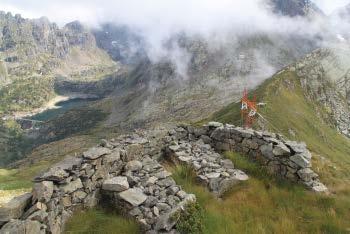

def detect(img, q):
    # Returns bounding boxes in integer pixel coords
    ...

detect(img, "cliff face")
[0,12,116,85]
[294,46,350,138]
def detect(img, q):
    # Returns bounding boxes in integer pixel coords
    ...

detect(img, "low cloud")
[1,0,349,78]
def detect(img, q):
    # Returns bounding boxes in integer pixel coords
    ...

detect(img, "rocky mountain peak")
[269,0,324,17]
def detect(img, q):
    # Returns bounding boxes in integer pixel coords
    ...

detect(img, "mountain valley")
[0,0,349,233]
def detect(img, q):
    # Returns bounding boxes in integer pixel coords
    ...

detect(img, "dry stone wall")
[0,122,328,234]
[176,122,328,193]
[164,140,249,197]
[0,131,196,234]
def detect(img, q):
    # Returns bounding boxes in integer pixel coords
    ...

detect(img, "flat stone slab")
[83,147,111,160]
[118,188,147,206]
[102,176,129,192]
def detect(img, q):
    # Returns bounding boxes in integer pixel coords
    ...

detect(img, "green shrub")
[173,202,204,234]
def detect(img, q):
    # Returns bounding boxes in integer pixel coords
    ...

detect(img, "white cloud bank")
[0,0,349,79]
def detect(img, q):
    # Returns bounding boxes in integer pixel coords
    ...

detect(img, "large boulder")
[0,193,32,222]
[102,177,129,192]
[83,147,111,160]
[118,188,147,206]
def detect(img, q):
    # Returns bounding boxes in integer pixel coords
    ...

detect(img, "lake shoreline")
[12,93,99,120]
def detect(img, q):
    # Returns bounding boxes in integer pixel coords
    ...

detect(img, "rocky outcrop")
[294,48,350,138]
[0,123,328,233]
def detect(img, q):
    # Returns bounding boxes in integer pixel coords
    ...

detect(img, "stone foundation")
[0,123,328,234]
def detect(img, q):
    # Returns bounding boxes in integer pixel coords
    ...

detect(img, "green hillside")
[210,70,350,184]
[186,70,350,233]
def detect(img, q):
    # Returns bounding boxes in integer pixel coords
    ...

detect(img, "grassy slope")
[169,153,350,234]
[210,70,350,186]
[186,70,350,233]
[65,209,139,234]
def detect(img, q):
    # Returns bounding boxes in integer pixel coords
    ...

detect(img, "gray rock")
[145,196,158,207]
[217,178,241,196]
[72,190,87,201]
[34,168,69,182]
[60,178,83,193]
[84,190,100,208]
[0,193,32,222]
[124,144,144,161]
[0,219,41,234]
[103,150,120,164]
[209,178,221,192]
[21,202,47,219]
[35,157,83,182]
[205,172,221,179]
[27,210,48,223]
[154,171,172,179]
[176,190,187,199]
[168,145,180,152]
[208,122,224,128]
[102,176,129,192]
[146,176,158,185]
[290,154,311,168]
[297,168,318,182]
[285,141,307,153]
[178,156,192,163]
[272,143,291,156]
[154,194,196,231]
[125,160,143,172]
[221,159,234,169]
[153,206,160,216]
[156,202,171,212]
[118,188,147,206]
[311,182,328,193]
[32,181,53,203]
[260,144,275,160]
[231,169,249,181]
[157,178,176,188]
[83,147,111,160]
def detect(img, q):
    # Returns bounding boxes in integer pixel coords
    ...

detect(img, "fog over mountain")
[0,1,348,75]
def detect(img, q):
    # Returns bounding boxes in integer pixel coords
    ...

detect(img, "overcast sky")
[0,0,349,27]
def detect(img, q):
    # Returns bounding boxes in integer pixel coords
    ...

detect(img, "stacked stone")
[182,122,328,193]
[0,133,195,234]
[0,123,329,233]
[101,156,195,233]
[165,140,248,197]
